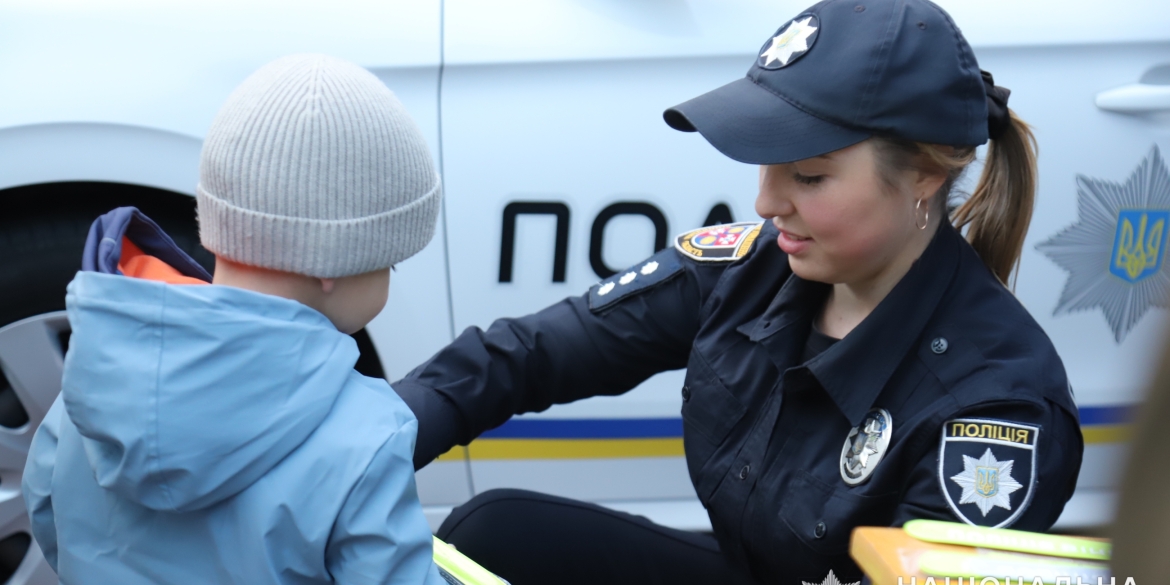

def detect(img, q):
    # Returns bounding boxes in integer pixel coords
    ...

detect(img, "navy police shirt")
[393,220,1083,584]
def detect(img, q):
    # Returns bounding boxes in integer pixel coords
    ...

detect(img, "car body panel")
[439,0,1170,530]
[0,0,474,517]
[1,0,1168,545]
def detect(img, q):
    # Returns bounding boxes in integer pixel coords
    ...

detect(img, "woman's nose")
[755,166,796,219]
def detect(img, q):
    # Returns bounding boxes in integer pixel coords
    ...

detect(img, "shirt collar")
[745,222,962,427]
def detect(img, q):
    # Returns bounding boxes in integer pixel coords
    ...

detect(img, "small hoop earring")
[915,198,929,230]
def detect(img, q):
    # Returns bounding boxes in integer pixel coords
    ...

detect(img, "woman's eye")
[793,173,824,185]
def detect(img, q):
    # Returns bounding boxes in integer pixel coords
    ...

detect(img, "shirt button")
[931,337,949,354]
[814,521,827,539]
[738,464,750,480]
[681,386,691,402]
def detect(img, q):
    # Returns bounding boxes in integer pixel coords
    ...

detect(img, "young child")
[22,54,445,584]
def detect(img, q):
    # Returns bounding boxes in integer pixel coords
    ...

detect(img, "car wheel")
[0,313,69,585]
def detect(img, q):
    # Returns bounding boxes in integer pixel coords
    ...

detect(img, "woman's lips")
[776,228,812,255]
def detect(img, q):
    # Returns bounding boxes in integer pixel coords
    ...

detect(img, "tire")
[0,212,214,325]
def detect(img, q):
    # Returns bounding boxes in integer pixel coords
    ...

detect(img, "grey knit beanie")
[197,53,441,278]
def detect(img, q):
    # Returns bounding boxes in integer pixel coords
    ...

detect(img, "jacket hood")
[63,274,358,512]
[61,208,359,512]
[82,206,213,281]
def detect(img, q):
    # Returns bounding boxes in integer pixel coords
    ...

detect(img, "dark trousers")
[437,489,754,585]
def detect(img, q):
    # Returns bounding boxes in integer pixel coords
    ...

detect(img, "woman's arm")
[393,247,726,468]
[891,399,1082,530]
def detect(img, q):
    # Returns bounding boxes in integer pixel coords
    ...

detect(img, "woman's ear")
[320,278,335,294]
[916,164,949,201]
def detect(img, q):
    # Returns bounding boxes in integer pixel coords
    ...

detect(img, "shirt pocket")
[681,351,747,447]
[778,470,899,556]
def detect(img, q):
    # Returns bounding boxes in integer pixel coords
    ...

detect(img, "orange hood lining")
[118,237,209,285]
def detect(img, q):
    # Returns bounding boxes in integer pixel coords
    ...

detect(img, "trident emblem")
[1111,209,1169,283]
[975,466,999,498]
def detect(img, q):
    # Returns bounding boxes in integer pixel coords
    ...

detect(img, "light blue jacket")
[23,271,442,585]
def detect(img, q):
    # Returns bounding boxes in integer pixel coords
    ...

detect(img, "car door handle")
[1096,65,1170,114]
[1096,83,1170,113]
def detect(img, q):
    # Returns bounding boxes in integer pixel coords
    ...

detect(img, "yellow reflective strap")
[433,536,509,585]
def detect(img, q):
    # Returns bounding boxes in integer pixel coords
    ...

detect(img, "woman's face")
[755,140,932,286]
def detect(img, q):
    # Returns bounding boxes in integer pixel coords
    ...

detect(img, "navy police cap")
[664,0,991,165]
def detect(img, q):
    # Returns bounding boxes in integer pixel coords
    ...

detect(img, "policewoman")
[394,0,1083,583]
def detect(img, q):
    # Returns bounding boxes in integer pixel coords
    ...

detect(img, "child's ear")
[320,278,336,294]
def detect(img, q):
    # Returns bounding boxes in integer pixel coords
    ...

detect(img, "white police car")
[0,1,1168,583]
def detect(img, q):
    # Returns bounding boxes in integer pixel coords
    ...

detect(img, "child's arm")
[327,420,444,585]
[22,396,64,571]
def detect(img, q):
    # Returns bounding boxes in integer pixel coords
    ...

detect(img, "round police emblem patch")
[840,408,892,485]
[757,14,820,70]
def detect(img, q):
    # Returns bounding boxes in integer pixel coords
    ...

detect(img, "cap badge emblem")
[839,408,892,485]
[758,15,819,69]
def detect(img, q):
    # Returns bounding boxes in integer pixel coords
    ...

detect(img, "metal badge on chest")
[839,408,892,485]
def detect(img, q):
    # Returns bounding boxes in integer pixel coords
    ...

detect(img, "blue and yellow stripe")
[1078,405,1132,444]
[436,418,684,461]
[436,405,1132,462]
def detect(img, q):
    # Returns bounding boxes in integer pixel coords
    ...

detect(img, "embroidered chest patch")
[674,221,764,262]
[938,418,1039,528]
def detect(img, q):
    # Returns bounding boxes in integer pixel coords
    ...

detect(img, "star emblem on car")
[1037,146,1170,343]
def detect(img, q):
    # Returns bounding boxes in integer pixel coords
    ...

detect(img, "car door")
[939,0,1170,529]
[439,0,807,530]
[439,0,1170,532]
[0,1,463,579]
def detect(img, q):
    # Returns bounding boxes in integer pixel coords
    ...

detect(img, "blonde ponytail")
[874,109,1038,287]
[950,110,1038,285]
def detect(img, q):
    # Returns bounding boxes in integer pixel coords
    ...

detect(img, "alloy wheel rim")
[0,312,70,585]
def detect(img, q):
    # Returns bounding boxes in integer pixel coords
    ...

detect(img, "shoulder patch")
[939,418,1039,528]
[673,221,765,262]
[588,250,683,312]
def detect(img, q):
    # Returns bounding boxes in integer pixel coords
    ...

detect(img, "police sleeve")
[393,247,724,468]
[891,400,1082,530]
